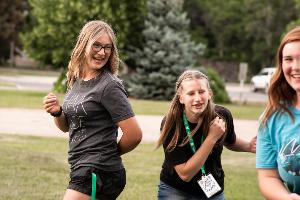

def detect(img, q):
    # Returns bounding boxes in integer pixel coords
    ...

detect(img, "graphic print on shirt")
[279,137,300,176]
[64,92,92,143]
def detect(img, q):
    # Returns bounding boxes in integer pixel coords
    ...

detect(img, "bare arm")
[43,92,69,132]
[225,136,256,153]
[53,112,69,132]
[174,117,225,182]
[257,169,300,200]
[117,116,142,155]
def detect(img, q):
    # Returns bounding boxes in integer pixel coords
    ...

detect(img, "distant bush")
[53,72,67,93]
[206,67,230,103]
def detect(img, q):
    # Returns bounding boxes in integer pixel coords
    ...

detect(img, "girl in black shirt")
[157,70,256,199]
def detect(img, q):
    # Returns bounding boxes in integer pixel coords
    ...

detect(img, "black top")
[160,105,236,198]
[62,69,134,171]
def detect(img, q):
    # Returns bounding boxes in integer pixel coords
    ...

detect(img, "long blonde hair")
[157,69,218,152]
[66,20,119,87]
[260,26,300,126]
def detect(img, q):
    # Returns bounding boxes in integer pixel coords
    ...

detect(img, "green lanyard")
[91,172,96,200]
[183,113,206,175]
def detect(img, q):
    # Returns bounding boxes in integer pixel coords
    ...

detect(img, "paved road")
[225,83,267,103]
[0,74,268,103]
[0,75,57,91]
[0,74,259,142]
[0,108,258,142]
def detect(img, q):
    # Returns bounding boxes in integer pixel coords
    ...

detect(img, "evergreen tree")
[128,0,204,100]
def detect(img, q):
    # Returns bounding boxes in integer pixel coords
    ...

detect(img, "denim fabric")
[157,181,225,200]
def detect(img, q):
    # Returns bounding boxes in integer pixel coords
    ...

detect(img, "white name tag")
[197,173,221,198]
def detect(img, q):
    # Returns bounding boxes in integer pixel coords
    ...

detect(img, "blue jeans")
[157,181,225,200]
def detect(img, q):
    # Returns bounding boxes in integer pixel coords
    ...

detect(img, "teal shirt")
[256,106,300,193]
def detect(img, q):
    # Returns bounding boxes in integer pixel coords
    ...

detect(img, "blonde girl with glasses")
[43,20,142,200]
[157,69,256,200]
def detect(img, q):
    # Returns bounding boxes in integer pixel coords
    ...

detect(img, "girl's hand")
[249,136,257,153]
[207,116,226,142]
[43,92,60,114]
[290,193,300,200]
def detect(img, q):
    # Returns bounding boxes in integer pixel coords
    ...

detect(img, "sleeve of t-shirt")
[161,118,190,166]
[218,106,236,145]
[256,124,277,168]
[101,80,134,123]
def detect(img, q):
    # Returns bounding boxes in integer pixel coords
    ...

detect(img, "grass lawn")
[0,89,265,120]
[0,68,264,199]
[0,134,263,200]
[0,81,16,88]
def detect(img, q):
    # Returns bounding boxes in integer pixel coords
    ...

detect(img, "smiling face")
[83,33,112,79]
[179,78,212,122]
[282,41,300,94]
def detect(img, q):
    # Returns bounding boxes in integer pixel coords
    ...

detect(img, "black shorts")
[67,166,126,200]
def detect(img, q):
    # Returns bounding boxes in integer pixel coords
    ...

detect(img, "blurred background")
[2,0,294,199]
[2,0,299,103]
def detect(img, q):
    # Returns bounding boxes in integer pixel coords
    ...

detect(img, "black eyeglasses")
[92,43,113,53]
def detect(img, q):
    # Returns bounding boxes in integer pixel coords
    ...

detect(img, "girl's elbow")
[124,131,142,147]
[62,129,69,133]
[134,131,143,144]
[59,127,69,133]
[178,173,192,182]
[59,124,69,133]
[180,175,192,182]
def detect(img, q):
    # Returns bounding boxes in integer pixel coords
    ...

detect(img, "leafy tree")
[21,0,146,91]
[127,0,204,100]
[184,0,297,74]
[286,0,300,39]
[121,1,146,51]
[242,0,297,73]
[22,0,121,69]
[206,67,230,103]
[184,0,246,61]
[0,0,28,64]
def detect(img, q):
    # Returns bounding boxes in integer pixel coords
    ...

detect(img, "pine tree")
[127,0,204,100]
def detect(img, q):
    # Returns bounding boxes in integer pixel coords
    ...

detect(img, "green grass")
[0,81,16,87]
[129,99,170,116]
[222,150,263,200]
[0,90,64,109]
[0,134,69,200]
[0,89,265,120]
[222,103,266,120]
[0,134,262,200]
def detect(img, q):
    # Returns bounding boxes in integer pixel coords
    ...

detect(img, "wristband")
[50,106,63,117]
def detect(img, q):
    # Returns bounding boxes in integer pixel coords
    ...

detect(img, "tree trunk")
[9,41,15,67]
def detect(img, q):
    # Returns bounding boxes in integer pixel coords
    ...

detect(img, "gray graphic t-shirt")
[63,69,134,171]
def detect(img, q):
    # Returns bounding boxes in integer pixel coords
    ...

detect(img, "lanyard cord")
[91,172,97,200]
[183,113,206,175]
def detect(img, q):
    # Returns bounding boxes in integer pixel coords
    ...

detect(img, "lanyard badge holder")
[183,113,221,198]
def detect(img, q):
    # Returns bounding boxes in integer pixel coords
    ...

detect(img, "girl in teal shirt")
[256,26,300,200]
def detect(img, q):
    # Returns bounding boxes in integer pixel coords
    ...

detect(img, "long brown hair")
[157,70,218,152]
[260,27,300,126]
[66,20,119,88]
